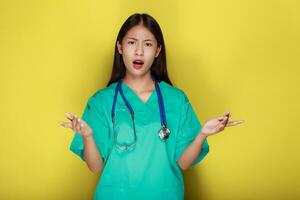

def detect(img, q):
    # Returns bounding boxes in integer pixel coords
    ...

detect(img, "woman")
[59,13,244,200]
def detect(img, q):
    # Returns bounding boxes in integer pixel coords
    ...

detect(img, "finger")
[223,119,229,127]
[59,121,73,128]
[76,118,82,132]
[65,113,74,121]
[59,121,66,127]
[224,111,230,116]
[233,120,245,125]
[78,118,84,130]
[75,116,82,132]
[227,120,245,127]
[75,115,80,131]
[225,114,231,122]
[221,116,228,124]
[218,115,228,121]
[72,115,77,131]
[226,112,231,118]
[224,112,231,121]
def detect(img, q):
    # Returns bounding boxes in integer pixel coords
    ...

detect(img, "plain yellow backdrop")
[0,0,299,199]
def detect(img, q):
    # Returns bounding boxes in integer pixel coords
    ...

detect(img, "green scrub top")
[69,80,210,200]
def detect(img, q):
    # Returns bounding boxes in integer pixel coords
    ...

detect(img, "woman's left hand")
[200,112,245,137]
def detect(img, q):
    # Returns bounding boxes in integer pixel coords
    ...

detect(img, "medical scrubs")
[69,80,210,200]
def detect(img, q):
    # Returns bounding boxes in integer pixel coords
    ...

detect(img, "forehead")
[124,25,156,41]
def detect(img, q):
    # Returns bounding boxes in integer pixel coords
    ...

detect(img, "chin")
[127,69,150,77]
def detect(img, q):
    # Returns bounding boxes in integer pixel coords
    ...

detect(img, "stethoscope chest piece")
[158,125,171,140]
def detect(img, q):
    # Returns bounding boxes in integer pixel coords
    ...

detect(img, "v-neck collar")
[108,80,166,112]
[121,79,158,106]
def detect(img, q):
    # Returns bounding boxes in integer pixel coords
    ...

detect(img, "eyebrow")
[127,37,153,42]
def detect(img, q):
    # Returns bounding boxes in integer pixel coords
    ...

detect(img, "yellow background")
[0,0,299,199]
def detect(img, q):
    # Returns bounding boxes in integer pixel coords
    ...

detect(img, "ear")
[117,40,123,54]
[155,45,162,57]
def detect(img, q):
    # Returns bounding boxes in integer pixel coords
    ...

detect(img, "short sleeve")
[69,95,110,163]
[174,92,210,167]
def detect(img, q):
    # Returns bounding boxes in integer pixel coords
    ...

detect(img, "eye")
[145,43,152,47]
[128,41,134,45]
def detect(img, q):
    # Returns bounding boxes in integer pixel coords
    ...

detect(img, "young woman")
[60,13,244,200]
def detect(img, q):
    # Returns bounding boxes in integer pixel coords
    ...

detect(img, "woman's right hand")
[59,113,93,138]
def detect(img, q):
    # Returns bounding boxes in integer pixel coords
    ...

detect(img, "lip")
[132,59,144,70]
[132,59,144,64]
[132,63,144,70]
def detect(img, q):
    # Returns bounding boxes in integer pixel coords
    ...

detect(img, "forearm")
[177,131,207,170]
[83,133,104,173]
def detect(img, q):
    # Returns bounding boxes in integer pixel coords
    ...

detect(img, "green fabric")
[69,80,210,200]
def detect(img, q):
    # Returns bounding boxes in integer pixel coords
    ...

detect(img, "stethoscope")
[111,75,171,151]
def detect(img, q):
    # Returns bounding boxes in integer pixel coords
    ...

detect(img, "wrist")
[83,131,93,139]
[198,131,208,140]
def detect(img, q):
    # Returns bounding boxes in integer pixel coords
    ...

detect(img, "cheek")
[146,46,158,55]
[122,45,135,54]
[122,48,134,63]
[144,50,157,62]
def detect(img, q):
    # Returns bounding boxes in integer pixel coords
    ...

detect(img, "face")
[117,24,161,78]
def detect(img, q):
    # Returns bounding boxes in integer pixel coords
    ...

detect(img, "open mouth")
[132,59,144,69]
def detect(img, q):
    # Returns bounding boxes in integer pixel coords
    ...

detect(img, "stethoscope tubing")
[111,75,169,151]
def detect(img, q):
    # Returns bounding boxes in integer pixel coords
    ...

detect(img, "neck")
[122,73,155,94]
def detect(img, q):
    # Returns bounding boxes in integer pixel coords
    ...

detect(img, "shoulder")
[86,82,118,106]
[160,80,188,98]
[160,81,189,103]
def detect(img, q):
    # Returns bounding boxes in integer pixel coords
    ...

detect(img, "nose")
[135,43,144,56]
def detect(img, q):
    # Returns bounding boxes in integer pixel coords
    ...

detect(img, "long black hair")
[106,13,173,87]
